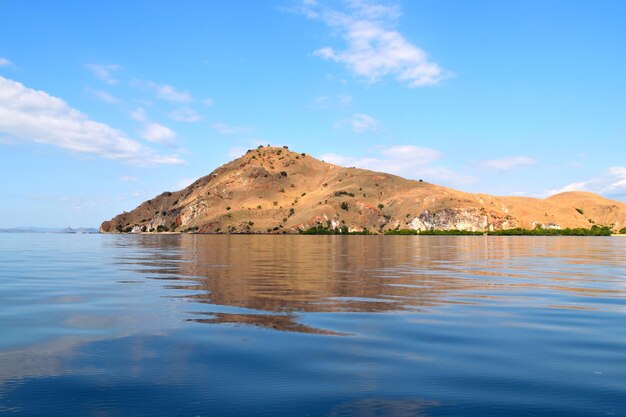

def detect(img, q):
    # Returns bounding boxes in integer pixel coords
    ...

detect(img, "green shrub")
[157,225,170,232]
[341,202,349,210]
[378,204,384,210]
[575,208,584,215]
[620,227,626,234]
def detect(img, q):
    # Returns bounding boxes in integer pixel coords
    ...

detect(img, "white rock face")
[408,208,489,232]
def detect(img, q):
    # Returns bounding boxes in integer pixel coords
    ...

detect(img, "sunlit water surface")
[1,234,625,416]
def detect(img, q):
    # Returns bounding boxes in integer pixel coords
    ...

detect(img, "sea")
[0,234,625,416]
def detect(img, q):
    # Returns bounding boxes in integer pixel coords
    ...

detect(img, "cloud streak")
[130,79,192,103]
[86,64,120,85]
[319,145,475,185]
[297,0,451,87]
[0,76,184,165]
[130,108,177,145]
[334,113,378,133]
[546,167,626,198]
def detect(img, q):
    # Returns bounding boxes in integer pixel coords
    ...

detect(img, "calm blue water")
[0,234,625,416]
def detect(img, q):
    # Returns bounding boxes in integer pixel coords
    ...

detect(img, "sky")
[1,0,625,228]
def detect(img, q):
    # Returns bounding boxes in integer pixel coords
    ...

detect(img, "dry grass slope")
[100,146,626,234]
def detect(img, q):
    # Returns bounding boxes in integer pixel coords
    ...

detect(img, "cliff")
[100,146,626,234]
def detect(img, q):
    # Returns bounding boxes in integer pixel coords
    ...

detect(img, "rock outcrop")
[100,146,626,234]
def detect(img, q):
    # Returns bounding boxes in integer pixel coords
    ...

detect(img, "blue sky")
[1,0,625,228]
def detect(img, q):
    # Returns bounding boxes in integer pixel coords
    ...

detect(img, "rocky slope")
[100,146,626,234]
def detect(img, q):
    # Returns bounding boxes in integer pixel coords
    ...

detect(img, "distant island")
[100,146,626,235]
[0,227,98,234]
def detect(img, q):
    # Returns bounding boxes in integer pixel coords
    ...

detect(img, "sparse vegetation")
[378,204,384,210]
[341,202,349,210]
[157,225,170,232]
[289,208,295,217]
[619,227,626,234]
[385,225,612,236]
[300,225,371,235]
[575,208,584,215]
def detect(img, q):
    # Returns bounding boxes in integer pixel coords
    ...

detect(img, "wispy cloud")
[546,167,626,198]
[295,0,451,87]
[480,156,537,171]
[88,88,121,104]
[211,122,253,135]
[0,76,184,165]
[0,58,12,67]
[319,145,476,185]
[86,64,120,85]
[203,98,215,106]
[130,79,192,103]
[141,123,177,145]
[169,107,201,122]
[311,93,352,109]
[335,113,378,133]
[118,175,139,183]
[130,108,177,145]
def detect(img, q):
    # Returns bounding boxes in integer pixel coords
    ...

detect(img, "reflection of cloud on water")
[329,398,439,417]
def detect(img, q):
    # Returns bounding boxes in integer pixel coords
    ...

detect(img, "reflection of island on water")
[113,234,621,334]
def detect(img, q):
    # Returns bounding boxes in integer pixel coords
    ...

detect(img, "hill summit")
[100,146,626,234]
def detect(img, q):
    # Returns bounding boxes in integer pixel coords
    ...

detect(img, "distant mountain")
[100,146,626,234]
[0,227,98,234]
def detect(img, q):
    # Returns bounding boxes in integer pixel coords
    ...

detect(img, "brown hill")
[100,146,626,234]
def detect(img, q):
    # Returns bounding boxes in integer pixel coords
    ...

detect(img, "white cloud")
[88,89,120,104]
[130,79,192,103]
[480,156,537,171]
[298,0,451,87]
[211,122,253,135]
[0,58,12,67]
[546,167,626,199]
[203,98,215,106]
[86,64,120,85]
[119,175,139,183]
[141,123,176,145]
[335,113,378,133]
[0,76,184,165]
[130,108,148,123]
[130,107,177,145]
[319,144,476,185]
[169,108,201,122]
